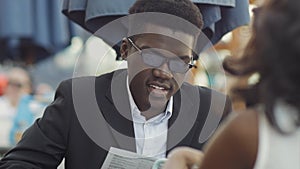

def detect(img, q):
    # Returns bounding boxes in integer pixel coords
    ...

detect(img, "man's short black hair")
[129,0,203,29]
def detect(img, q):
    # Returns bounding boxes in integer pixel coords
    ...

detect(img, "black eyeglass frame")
[127,37,196,73]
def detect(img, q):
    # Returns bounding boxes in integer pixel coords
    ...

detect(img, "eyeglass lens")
[141,51,189,73]
[8,81,23,88]
[127,37,192,73]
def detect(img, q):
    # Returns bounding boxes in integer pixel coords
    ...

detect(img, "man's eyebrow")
[178,55,192,61]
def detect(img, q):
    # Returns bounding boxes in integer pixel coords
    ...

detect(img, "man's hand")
[163,147,203,169]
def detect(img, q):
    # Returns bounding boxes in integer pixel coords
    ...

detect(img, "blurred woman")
[0,67,32,147]
[163,0,300,168]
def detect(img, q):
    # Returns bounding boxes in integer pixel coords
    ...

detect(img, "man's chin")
[149,90,169,99]
[148,92,169,107]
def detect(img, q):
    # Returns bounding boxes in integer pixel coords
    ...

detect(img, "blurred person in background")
[0,67,32,147]
[9,82,54,145]
[163,0,300,168]
[0,74,8,96]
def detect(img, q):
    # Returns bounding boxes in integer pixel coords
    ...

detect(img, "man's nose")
[152,62,173,79]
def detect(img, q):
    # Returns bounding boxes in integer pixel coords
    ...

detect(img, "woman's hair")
[223,0,300,133]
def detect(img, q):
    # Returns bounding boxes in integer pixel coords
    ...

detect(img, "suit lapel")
[97,70,136,152]
[167,83,200,153]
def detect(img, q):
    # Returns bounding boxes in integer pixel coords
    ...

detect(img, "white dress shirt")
[126,77,173,159]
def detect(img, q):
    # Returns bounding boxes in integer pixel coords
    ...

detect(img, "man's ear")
[120,38,129,60]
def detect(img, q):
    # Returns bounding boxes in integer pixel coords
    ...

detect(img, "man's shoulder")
[59,70,121,86]
[181,82,226,96]
[181,82,231,114]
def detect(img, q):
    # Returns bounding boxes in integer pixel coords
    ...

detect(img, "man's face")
[4,68,32,106]
[123,33,194,111]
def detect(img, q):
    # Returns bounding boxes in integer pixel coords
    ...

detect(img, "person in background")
[0,67,32,147]
[9,82,54,145]
[0,0,231,168]
[163,0,300,168]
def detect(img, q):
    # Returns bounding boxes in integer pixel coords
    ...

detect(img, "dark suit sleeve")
[0,80,73,169]
[187,86,232,150]
[220,95,232,122]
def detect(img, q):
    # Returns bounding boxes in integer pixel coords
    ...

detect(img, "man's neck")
[141,105,166,120]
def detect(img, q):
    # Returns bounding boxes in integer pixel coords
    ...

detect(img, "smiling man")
[124,34,194,120]
[0,0,231,169]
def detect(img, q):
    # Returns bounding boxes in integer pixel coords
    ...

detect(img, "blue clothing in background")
[9,95,46,145]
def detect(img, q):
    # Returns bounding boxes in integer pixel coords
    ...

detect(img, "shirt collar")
[126,76,173,124]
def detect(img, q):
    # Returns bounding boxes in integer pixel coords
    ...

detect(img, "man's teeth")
[150,85,165,90]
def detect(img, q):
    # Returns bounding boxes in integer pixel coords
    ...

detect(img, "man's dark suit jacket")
[0,70,231,169]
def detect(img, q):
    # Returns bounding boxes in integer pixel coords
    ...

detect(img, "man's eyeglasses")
[127,38,196,73]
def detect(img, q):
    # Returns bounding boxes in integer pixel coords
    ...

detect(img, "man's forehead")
[129,23,197,49]
[127,12,201,49]
[133,33,194,57]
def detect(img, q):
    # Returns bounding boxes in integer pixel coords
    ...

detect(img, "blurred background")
[0,0,263,163]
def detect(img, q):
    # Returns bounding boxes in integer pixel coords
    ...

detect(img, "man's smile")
[147,81,172,98]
